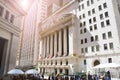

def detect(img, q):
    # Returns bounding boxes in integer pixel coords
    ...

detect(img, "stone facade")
[0,0,25,75]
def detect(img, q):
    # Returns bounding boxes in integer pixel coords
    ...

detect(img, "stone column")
[64,28,67,56]
[50,34,53,57]
[44,37,47,58]
[47,36,49,58]
[54,32,57,57]
[58,30,62,56]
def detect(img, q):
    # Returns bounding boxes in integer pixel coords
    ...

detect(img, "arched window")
[93,60,100,66]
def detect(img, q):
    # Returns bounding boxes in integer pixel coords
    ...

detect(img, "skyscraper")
[17,0,47,69]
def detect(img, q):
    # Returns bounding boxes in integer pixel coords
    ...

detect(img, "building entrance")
[0,37,8,76]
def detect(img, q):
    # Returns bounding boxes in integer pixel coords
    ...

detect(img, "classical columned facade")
[38,13,82,75]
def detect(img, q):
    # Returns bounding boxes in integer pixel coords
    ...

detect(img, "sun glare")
[21,0,28,10]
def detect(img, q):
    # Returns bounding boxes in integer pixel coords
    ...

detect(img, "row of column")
[41,27,69,58]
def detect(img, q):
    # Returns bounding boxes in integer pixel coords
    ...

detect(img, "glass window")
[90,26,93,31]
[0,5,4,17]
[108,58,112,63]
[105,12,109,17]
[102,33,106,39]
[91,46,94,52]
[91,0,94,4]
[80,29,83,34]
[93,17,96,22]
[92,8,95,14]
[109,42,114,49]
[98,5,102,11]
[80,23,82,27]
[101,21,105,27]
[5,10,9,20]
[88,11,91,16]
[94,24,97,30]
[103,3,107,8]
[84,28,87,33]
[89,19,92,24]
[108,31,112,38]
[78,5,81,11]
[91,36,94,42]
[95,35,98,41]
[104,44,108,50]
[96,45,100,51]
[10,14,14,23]
[85,47,88,53]
[106,20,110,26]
[83,14,85,18]
[85,38,87,43]
[81,39,83,44]
[82,4,84,9]
[87,1,90,6]
[84,59,86,65]
[83,21,86,26]
[100,14,104,19]
[81,48,84,53]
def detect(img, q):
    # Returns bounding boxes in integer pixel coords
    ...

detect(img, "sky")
[15,0,34,11]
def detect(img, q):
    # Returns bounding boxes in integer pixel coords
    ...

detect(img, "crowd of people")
[0,71,111,80]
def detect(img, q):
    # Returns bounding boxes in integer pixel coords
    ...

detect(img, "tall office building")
[38,0,120,75]
[17,0,47,69]
[0,0,25,75]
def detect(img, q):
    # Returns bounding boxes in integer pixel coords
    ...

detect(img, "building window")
[5,10,9,20]
[104,44,108,50]
[82,4,84,9]
[95,35,98,41]
[91,36,94,42]
[106,20,110,26]
[91,0,94,4]
[108,31,112,38]
[78,5,81,11]
[87,1,90,6]
[92,8,95,14]
[108,58,112,63]
[87,10,90,15]
[84,28,87,33]
[66,60,68,65]
[83,21,86,26]
[85,38,87,43]
[96,45,100,51]
[91,46,94,52]
[90,26,93,31]
[101,21,105,27]
[80,29,83,34]
[98,5,102,11]
[79,15,82,20]
[10,14,14,23]
[80,23,82,27]
[100,14,104,19]
[93,17,96,22]
[94,24,97,30]
[103,3,107,8]
[85,47,88,53]
[60,61,62,65]
[83,14,85,18]
[0,5,4,17]
[105,12,109,17]
[81,39,83,44]
[102,33,106,39]
[89,19,92,24]
[84,59,86,65]
[81,48,84,53]
[109,42,114,49]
